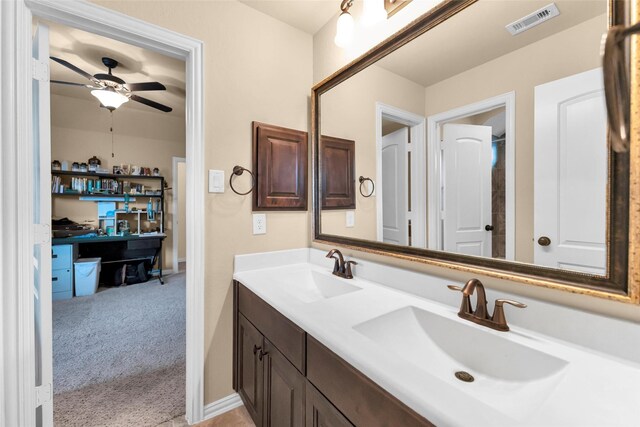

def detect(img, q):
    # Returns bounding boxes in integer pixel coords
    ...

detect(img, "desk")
[52,234,166,284]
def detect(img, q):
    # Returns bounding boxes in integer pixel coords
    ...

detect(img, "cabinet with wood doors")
[233,281,433,427]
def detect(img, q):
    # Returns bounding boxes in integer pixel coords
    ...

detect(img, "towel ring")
[229,165,255,195]
[358,176,375,198]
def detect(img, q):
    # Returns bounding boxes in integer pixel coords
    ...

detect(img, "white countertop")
[234,249,640,426]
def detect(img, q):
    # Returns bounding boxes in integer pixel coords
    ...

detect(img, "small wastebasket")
[74,258,101,296]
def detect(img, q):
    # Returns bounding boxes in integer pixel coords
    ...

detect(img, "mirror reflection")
[320,0,609,275]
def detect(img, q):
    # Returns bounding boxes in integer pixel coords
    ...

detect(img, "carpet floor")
[53,272,186,426]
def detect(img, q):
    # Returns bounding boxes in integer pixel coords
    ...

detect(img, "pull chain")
[110,111,114,158]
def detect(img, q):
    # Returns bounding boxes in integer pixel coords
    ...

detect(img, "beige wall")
[51,93,185,271]
[424,13,606,263]
[91,0,313,404]
[320,64,425,240]
[313,7,640,321]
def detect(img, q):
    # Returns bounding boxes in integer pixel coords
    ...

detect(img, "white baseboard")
[178,257,186,263]
[202,393,243,421]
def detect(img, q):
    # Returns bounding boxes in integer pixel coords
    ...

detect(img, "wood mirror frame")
[312,0,640,303]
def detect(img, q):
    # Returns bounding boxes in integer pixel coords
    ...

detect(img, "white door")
[382,127,409,245]
[534,68,607,274]
[442,124,492,257]
[33,23,54,426]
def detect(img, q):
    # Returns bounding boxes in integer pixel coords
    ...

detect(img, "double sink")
[263,266,569,419]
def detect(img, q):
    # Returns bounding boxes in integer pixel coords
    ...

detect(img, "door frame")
[375,102,427,248]
[426,92,516,260]
[1,1,205,425]
[172,157,187,274]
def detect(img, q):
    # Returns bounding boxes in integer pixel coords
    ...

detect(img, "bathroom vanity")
[233,249,640,427]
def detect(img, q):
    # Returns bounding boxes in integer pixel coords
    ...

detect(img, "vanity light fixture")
[90,87,129,111]
[362,0,387,27]
[335,0,355,48]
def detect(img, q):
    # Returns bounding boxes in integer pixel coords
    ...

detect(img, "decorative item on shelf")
[52,160,61,171]
[88,156,101,172]
[113,165,123,175]
[358,176,375,197]
[153,167,160,176]
[61,160,69,171]
[72,162,80,172]
[229,165,255,195]
[79,162,88,172]
[132,165,141,175]
[121,164,130,175]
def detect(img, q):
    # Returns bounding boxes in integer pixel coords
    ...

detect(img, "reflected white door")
[32,23,53,426]
[534,68,607,274]
[442,124,492,256]
[382,128,408,245]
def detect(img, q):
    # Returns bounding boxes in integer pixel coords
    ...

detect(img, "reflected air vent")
[505,3,560,35]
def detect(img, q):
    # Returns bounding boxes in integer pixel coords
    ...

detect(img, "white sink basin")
[274,269,361,303]
[353,306,569,419]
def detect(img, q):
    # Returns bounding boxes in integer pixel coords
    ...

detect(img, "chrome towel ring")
[358,176,375,197]
[229,165,255,195]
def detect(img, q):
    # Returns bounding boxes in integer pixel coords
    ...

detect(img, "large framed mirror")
[312,0,640,302]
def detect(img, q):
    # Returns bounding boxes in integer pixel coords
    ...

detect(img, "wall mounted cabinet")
[320,136,355,209]
[253,122,308,211]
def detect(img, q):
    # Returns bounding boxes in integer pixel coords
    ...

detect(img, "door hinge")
[32,58,49,82]
[34,223,51,245]
[36,383,52,406]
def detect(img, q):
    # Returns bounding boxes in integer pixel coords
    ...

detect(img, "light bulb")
[362,0,386,27]
[91,88,129,110]
[334,11,355,48]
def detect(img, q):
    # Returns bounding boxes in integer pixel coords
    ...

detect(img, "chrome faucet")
[448,279,526,332]
[326,249,357,279]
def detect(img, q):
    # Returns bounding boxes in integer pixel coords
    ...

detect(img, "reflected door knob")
[485,225,494,231]
[537,236,551,246]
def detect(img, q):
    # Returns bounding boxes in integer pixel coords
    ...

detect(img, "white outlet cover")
[346,211,355,228]
[253,213,267,235]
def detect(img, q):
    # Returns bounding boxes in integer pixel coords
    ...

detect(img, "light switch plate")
[346,211,355,228]
[208,170,224,193]
[253,213,267,235]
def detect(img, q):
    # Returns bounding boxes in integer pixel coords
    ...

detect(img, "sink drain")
[455,371,474,383]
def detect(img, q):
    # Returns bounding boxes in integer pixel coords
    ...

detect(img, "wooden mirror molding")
[311,0,640,303]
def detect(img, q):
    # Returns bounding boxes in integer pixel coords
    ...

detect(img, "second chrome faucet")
[448,278,526,332]
[326,249,357,279]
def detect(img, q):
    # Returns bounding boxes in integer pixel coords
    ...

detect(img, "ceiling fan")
[50,56,172,113]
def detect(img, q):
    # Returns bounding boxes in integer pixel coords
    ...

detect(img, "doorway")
[3,2,205,425]
[427,92,516,260]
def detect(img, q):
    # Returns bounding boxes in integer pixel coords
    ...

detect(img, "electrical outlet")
[253,213,267,235]
[346,211,355,228]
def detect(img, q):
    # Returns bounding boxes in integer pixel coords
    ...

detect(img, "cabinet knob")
[258,349,269,361]
[537,236,551,246]
[253,345,261,355]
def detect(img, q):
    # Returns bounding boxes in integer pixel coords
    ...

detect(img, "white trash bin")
[74,258,101,296]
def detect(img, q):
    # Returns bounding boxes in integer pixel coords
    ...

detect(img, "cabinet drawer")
[238,283,306,373]
[52,268,73,293]
[127,238,161,250]
[52,244,73,270]
[306,335,433,427]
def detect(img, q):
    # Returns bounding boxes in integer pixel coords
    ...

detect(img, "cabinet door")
[238,314,264,426]
[306,381,353,427]
[320,136,356,209]
[263,339,305,427]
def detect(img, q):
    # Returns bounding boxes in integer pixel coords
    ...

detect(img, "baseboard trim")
[178,257,187,263]
[202,393,243,421]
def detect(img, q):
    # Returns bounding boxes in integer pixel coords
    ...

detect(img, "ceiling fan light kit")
[50,56,172,113]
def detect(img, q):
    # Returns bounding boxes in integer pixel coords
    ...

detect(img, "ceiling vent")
[505,3,560,36]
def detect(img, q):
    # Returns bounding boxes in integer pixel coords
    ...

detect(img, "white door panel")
[443,124,492,257]
[534,68,607,274]
[33,23,53,426]
[382,128,408,245]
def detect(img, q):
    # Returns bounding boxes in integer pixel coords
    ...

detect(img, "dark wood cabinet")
[306,381,353,427]
[263,339,305,427]
[253,122,308,211]
[320,136,356,209]
[234,281,432,427]
[237,314,264,424]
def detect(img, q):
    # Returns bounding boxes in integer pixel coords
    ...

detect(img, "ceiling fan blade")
[51,80,97,89]
[126,82,167,92]
[130,94,173,113]
[50,56,100,84]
